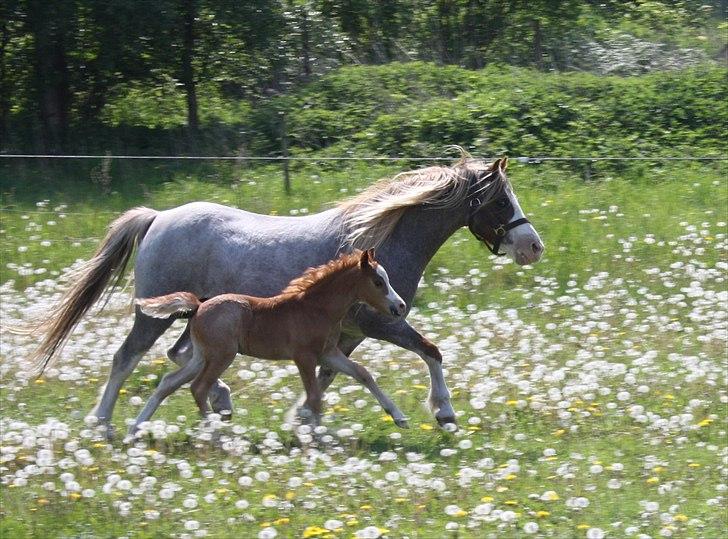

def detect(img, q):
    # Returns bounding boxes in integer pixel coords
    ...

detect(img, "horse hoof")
[436,417,458,431]
[394,417,410,429]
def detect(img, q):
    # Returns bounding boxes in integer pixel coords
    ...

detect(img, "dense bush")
[250,63,726,161]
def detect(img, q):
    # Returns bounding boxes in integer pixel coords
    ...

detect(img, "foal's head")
[356,249,406,318]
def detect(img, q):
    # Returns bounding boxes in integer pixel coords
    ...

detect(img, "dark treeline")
[0,0,724,153]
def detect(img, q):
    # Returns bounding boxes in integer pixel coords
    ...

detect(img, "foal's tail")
[136,292,201,319]
[22,207,159,376]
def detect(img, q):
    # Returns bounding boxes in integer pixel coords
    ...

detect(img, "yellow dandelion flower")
[152,359,166,365]
[381,415,394,422]
[662,394,674,400]
[34,379,45,385]
[346,519,359,526]
[304,482,315,487]
[504,473,517,480]
[697,419,713,427]
[454,510,468,517]
[577,524,590,530]
[119,389,127,395]
[674,514,688,522]
[480,496,494,502]
[504,500,518,506]
[285,491,296,500]
[302,529,326,539]
[360,504,372,510]
[273,518,289,526]
[553,429,566,437]
[467,426,481,431]
[37,498,49,506]
[543,492,560,501]
[688,463,701,468]
[263,494,278,501]
[652,466,664,473]
[395,498,407,503]
[506,400,519,406]
[68,492,82,500]
[536,511,550,518]
[646,477,659,484]
[419,424,434,431]
[412,384,427,389]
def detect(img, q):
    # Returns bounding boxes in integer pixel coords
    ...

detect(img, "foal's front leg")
[358,316,457,427]
[321,348,409,428]
[294,354,322,427]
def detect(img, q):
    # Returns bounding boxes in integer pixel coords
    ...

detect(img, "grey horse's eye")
[496,197,509,208]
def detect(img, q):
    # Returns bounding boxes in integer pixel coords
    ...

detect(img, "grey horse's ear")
[367,248,376,261]
[500,156,509,171]
[491,158,502,171]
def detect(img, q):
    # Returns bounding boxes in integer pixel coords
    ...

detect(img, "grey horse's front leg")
[167,324,233,417]
[357,314,457,426]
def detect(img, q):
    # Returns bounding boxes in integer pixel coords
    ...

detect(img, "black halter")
[467,196,531,256]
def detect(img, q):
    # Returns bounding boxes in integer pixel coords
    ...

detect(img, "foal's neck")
[298,267,360,322]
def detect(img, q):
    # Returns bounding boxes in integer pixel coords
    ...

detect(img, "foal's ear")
[359,248,371,269]
[491,158,502,171]
[500,156,509,171]
[366,248,376,261]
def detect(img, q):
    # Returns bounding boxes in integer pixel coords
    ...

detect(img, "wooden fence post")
[280,111,291,195]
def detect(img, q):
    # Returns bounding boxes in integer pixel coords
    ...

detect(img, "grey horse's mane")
[338,148,506,249]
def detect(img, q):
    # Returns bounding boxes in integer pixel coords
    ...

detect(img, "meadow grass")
[0,160,726,538]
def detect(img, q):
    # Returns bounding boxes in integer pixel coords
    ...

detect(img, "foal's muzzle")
[390,301,406,317]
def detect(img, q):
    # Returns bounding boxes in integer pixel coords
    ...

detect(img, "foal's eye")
[374,279,384,288]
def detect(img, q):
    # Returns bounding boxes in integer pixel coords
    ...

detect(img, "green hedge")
[248,63,726,161]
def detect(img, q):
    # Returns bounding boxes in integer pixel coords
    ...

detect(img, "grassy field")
[1,159,726,538]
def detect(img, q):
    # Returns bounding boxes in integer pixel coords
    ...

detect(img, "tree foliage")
[0,0,724,153]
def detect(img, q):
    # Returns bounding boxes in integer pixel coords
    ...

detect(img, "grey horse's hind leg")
[167,323,233,418]
[91,312,174,436]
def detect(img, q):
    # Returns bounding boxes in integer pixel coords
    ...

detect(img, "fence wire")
[1,154,726,161]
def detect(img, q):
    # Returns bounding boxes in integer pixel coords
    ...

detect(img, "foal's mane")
[279,251,367,298]
[338,148,506,249]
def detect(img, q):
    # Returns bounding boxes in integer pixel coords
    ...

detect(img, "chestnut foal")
[129,250,408,435]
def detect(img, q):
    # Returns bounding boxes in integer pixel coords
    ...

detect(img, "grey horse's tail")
[24,207,158,376]
[136,292,201,319]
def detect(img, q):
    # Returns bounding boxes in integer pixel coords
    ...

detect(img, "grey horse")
[30,155,543,433]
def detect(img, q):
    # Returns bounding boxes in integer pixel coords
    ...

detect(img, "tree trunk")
[301,7,311,80]
[532,17,544,70]
[26,0,72,152]
[181,0,198,134]
[0,16,10,148]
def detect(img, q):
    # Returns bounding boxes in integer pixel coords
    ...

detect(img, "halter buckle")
[494,225,506,237]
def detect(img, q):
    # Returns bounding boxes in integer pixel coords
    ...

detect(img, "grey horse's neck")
[375,203,467,304]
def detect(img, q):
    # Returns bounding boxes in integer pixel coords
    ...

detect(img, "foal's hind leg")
[168,323,233,418]
[128,349,204,437]
[91,311,174,436]
[190,345,238,417]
